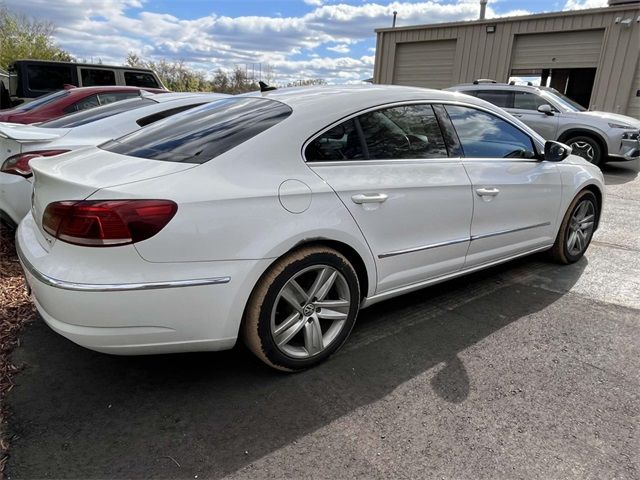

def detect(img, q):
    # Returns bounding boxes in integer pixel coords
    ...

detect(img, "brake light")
[42,200,178,246]
[1,150,70,177]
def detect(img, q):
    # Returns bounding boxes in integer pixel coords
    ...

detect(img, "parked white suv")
[447,81,640,166]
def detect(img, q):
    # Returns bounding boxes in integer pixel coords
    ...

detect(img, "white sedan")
[0,92,227,226]
[16,85,604,371]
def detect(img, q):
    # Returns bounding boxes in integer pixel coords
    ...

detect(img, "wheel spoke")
[280,281,307,312]
[575,230,584,252]
[567,231,577,251]
[303,317,324,355]
[317,308,348,321]
[275,316,307,347]
[274,311,302,336]
[575,201,588,220]
[315,270,338,301]
[307,267,332,300]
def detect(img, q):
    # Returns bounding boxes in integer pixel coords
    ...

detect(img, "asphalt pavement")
[6,160,640,479]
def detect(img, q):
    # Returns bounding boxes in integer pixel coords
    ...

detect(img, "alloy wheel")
[566,199,595,256]
[569,141,595,163]
[270,265,351,358]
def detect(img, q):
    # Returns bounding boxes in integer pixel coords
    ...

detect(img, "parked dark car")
[0,86,167,124]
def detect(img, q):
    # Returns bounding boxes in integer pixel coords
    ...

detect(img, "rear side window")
[305,104,447,162]
[125,72,159,88]
[101,97,292,163]
[64,94,100,113]
[26,65,74,92]
[13,90,69,112]
[445,105,535,158]
[81,68,116,87]
[97,91,140,105]
[41,98,156,128]
[475,90,514,109]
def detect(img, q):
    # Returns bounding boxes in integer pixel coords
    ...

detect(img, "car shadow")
[7,254,587,479]
[602,158,639,185]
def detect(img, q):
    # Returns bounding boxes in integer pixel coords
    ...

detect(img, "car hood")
[571,111,640,129]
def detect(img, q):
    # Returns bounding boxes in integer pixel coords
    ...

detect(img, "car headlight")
[608,122,633,129]
[622,131,640,141]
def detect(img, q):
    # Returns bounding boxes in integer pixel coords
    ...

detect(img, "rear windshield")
[14,90,69,112]
[40,97,156,128]
[100,97,292,164]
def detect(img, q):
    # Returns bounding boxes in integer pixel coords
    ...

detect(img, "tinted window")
[26,65,74,92]
[64,94,99,113]
[41,98,156,128]
[12,90,68,112]
[475,90,514,109]
[101,97,292,164]
[360,104,447,159]
[513,92,548,111]
[125,72,159,88]
[445,105,535,158]
[136,103,205,127]
[97,91,139,105]
[81,68,116,87]
[305,119,364,161]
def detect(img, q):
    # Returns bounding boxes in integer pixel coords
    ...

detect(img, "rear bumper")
[16,214,271,355]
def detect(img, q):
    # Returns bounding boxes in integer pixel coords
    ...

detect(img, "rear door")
[442,104,562,267]
[306,103,472,294]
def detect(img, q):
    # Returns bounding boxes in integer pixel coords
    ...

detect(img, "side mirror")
[538,104,554,115]
[544,140,571,162]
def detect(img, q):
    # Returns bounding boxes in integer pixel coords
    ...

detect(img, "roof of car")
[64,86,168,96]
[449,82,543,92]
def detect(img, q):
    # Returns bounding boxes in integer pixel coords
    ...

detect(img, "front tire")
[566,136,603,166]
[550,190,598,264]
[242,246,360,371]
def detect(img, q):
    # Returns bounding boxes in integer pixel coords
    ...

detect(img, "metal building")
[373,1,640,118]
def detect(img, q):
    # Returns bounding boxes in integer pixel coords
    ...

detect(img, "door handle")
[476,187,500,197]
[351,193,388,204]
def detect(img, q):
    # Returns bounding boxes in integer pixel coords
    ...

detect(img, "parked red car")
[0,86,168,124]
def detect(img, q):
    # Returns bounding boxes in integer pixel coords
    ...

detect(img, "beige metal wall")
[374,5,640,116]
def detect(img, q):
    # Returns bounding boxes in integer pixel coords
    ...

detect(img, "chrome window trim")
[16,242,230,292]
[302,99,545,165]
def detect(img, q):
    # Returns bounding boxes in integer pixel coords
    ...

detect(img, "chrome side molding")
[470,222,551,241]
[16,242,230,292]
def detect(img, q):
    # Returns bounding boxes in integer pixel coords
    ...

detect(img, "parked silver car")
[447,81,640,166]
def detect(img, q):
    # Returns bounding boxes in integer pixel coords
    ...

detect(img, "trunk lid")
[0,122,70,163]
[30,147,197,246]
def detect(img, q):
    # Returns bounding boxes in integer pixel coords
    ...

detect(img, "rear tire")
[550,190,598,264]
[242,246,360,372]
[566,135,603,166]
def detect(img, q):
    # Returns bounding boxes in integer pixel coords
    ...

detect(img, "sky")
[3,0,609,84]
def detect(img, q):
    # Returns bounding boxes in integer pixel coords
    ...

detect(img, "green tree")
[0,5,73,69]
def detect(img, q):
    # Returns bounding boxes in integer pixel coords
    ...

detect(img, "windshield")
[12,90,69,112]
[40,97,156,128]
[540,87,587,112]
[101,97,292,164]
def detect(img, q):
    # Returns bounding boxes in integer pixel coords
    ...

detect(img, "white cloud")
[2,0,532,84]
[563,0,607,9]
[327,44,351,53]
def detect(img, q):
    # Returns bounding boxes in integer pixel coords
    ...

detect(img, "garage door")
[511,30,604,70]
[393,40,456,89]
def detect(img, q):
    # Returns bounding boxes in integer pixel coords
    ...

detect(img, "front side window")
[513,92,548,111]
[305,103,447,162]
[101,97,292,164]
[125,72,159,88]
[474,90,514,109]
[445,105,535,159]
[81,68,116,87]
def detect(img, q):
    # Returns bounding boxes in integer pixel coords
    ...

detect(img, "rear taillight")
[1,150,70,177]
[42,200,178,247]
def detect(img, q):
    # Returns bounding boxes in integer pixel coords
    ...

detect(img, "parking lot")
[4,160,640,479]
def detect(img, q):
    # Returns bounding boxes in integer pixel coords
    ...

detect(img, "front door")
[443,104,562,267]
[305,103,473,294]
[508,91,560,140]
